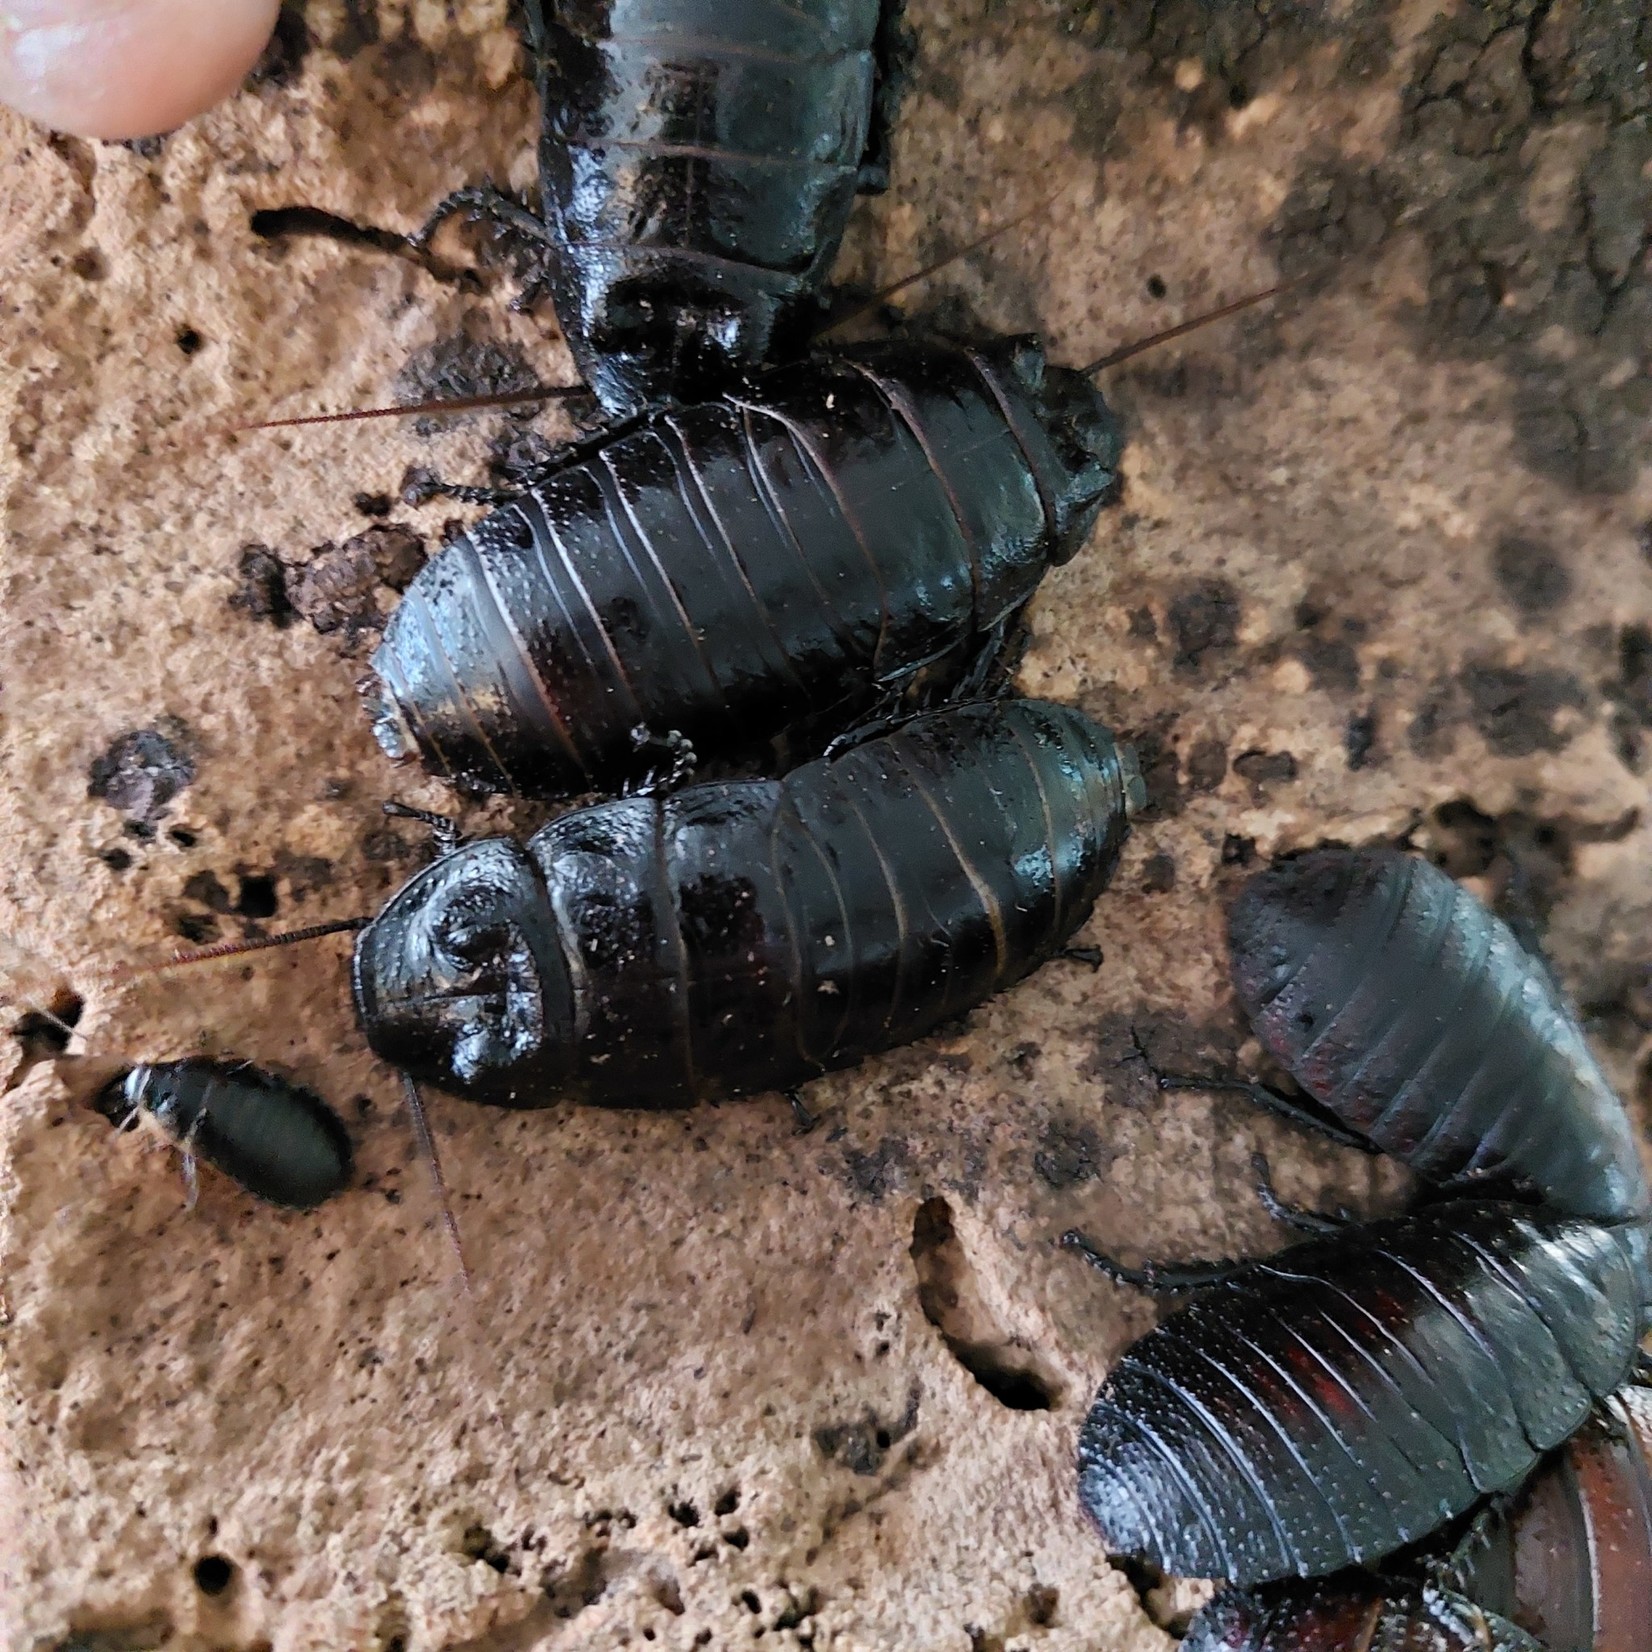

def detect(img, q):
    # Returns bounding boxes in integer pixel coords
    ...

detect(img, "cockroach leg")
[1058,1230,1246,1293]
[382,801,463,858]
[1249,1150,1347,1237]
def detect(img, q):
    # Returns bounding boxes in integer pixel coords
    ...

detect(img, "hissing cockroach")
[366,335,1121,798]
[1183,1575,1543,1652]
[1227,848,1649,1223]
[87,1058,354,1210]
[1070,1202,1646,1588]
[422,0,903,417]
[353,698,1141,1109]
[1449,1382,1652,1652]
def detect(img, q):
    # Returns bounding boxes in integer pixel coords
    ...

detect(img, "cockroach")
[1183,1575,1543,1652]
[1067,1201,1647,1588]
[87,1058,354,1211]
[1063,843,1652,1588]
[365,333,1123,799]
[1180,1379,1652,1652]
[1448,1381,1652,1652]
[1226,847,1649,1224]
[5,948,356,1212]
[352,697,1141,1109]
[418,0,906,417]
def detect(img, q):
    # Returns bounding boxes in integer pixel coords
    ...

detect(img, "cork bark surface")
[2,1,1650,1648]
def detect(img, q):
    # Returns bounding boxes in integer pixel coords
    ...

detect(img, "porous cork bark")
[2,1,1649,1648]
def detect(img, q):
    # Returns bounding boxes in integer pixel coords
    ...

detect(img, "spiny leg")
[382,800,463,858]
[1058,1229,1249,1293]
[1249,1150,1349,1236]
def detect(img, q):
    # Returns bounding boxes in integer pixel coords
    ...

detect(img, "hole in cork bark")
[909,1198,1059,1411]
[12,989,85,1060]
[192,1554,235,1596]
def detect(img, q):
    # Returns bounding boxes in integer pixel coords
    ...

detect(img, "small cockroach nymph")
[352,697,1142,1109]
[4,936,356,1214]
[1063,849,1651,1590]
[87,1059,353,1212]
[419,0,909,418]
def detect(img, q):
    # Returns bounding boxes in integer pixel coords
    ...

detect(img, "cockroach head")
[1227,847,1372,1016]
[352,839,574,1108]
[991,335,1123,559]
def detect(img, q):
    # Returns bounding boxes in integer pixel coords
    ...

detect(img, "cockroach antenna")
[96,916,370,986]
[815,188,1071,339]
[402,1071,473,1297]
[229,384,587,435]
[1081,279,1300,376]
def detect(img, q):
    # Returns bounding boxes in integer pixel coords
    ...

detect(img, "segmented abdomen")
[1228,850,1649,1223]
[1184,1577,1544,1652]
[369,340,1119,798]
[530,697,1137,1105]
[1078,1204,1643,1587]
[545,0,879,274]
[97,1059,353,1209]
[1453,1383,1652,1652]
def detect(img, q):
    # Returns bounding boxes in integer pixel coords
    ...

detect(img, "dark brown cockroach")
[418,0,905,417]
[1226,847,1649,1224]
[365,333,1122,799]
[1448,1381,1652,1652]
[1183,1574,1544,1652]
[352,697,1141,1109]
[1067,1201,1648,1589]
[88,1058,354,1210]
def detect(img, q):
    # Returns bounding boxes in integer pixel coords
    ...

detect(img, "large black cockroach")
[1449,1381,1652,1652]
[1179,1379,1652,1652]
[366,334,1122,799]
[1183,1574,1543,1652]
[1064,847,1651,1588]
[1069,1201,1647,1588]
[352,697,1141,1109]
[1226,847,1650,1224]
[88,1058,354,1210]
[420,0,904,417]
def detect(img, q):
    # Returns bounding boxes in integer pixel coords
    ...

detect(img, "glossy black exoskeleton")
[367,335,1121,799]
[1068,848,1652,1591]
[1075,1203,1646,1589]
[93,1058,354,1210]
[353,698,1141,1108]
[1182,1378,1652,1652]
[443,0,904,417]
[1228,848,1650,1223]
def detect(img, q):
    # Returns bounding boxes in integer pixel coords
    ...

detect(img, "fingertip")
[0,0,282,141]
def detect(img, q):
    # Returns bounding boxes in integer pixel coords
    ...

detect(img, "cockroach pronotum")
[1226,847,1650,1224]
[365,334,1123,799]
[1183,1574,1543,1652]
[1448,1381,1652,1652]
[1068,1201,1647,1588]
[352,697,1141,1108]
[87,1058,355,1210]
[419,0,905,417]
